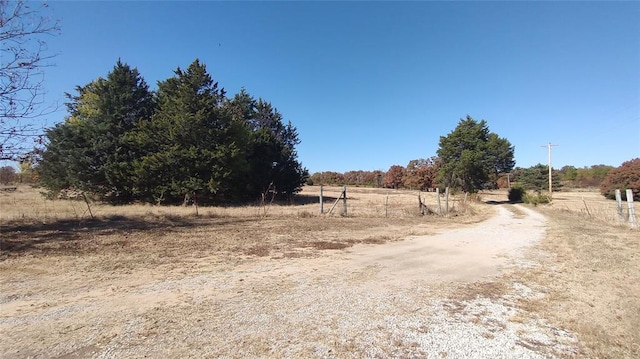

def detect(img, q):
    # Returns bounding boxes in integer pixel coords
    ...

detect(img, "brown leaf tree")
[402,157,439,191]
[600,158,640,201]
[383,165,405,189]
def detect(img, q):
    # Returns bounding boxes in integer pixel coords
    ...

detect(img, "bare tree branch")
[0,0,60,160]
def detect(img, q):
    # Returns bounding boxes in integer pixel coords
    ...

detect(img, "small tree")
[0,165,16,184]
[436,115,514,193]
[600,158,640,201]
[517,164,562,193]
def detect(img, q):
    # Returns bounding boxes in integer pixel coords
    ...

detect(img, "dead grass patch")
[245,245,271,257]
[448,281,510,303]
[303,241,350,250]
[361,235,392,244]
[278,251,314,259]
[511,206,640,359]
[503,204,527,218]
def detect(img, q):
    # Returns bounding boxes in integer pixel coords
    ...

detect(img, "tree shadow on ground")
[286,194,338,206]
[484,200,520,205]
[0,214,253,256]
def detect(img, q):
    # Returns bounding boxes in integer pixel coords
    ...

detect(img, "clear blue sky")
[36,1,640,173]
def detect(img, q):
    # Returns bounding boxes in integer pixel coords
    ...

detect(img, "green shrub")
[508,187,524,202]
[523,192,551,206]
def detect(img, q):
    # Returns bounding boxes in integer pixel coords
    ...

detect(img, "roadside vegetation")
[515,205,640,358]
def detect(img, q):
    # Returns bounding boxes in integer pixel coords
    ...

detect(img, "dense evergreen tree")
[36,118,95,195]
[224,90,308,200]
[485,133,516,188]
[38,61,153,202]
[37,59,308,204]
[130,59,241,204]
[436,116,514,193]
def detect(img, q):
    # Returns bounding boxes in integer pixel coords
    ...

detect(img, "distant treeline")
[556,165,615,188]
[309,157,440,191]
[308,162,619,192]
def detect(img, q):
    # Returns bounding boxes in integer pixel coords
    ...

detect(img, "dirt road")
[1,204,578,358]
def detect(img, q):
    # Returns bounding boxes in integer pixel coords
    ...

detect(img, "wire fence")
[304,186,473,218]
[549,190,638,228]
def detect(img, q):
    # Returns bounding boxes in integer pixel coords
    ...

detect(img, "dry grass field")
[0,185,480,223]
[1,185,638,358]
[549,190,639,226]
[0,185,485,262]
[514,205,640,358]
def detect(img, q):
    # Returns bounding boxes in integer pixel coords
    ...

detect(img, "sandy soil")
[1,204,578,358]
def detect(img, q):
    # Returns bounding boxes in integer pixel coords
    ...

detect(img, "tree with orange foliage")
[383,165,405,189]
[403,157,439,190]
[600,158,640,201]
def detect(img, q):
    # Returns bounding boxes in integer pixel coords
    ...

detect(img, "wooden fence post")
[445,187,450,215]
[626,189,637,228]
[615,189,624,222]
[385,192,389,218]
[436,188,442,215]
[342,186,347,217]
[319,185,324,214]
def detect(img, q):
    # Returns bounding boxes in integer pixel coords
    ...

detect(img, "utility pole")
[541,143,559,197]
